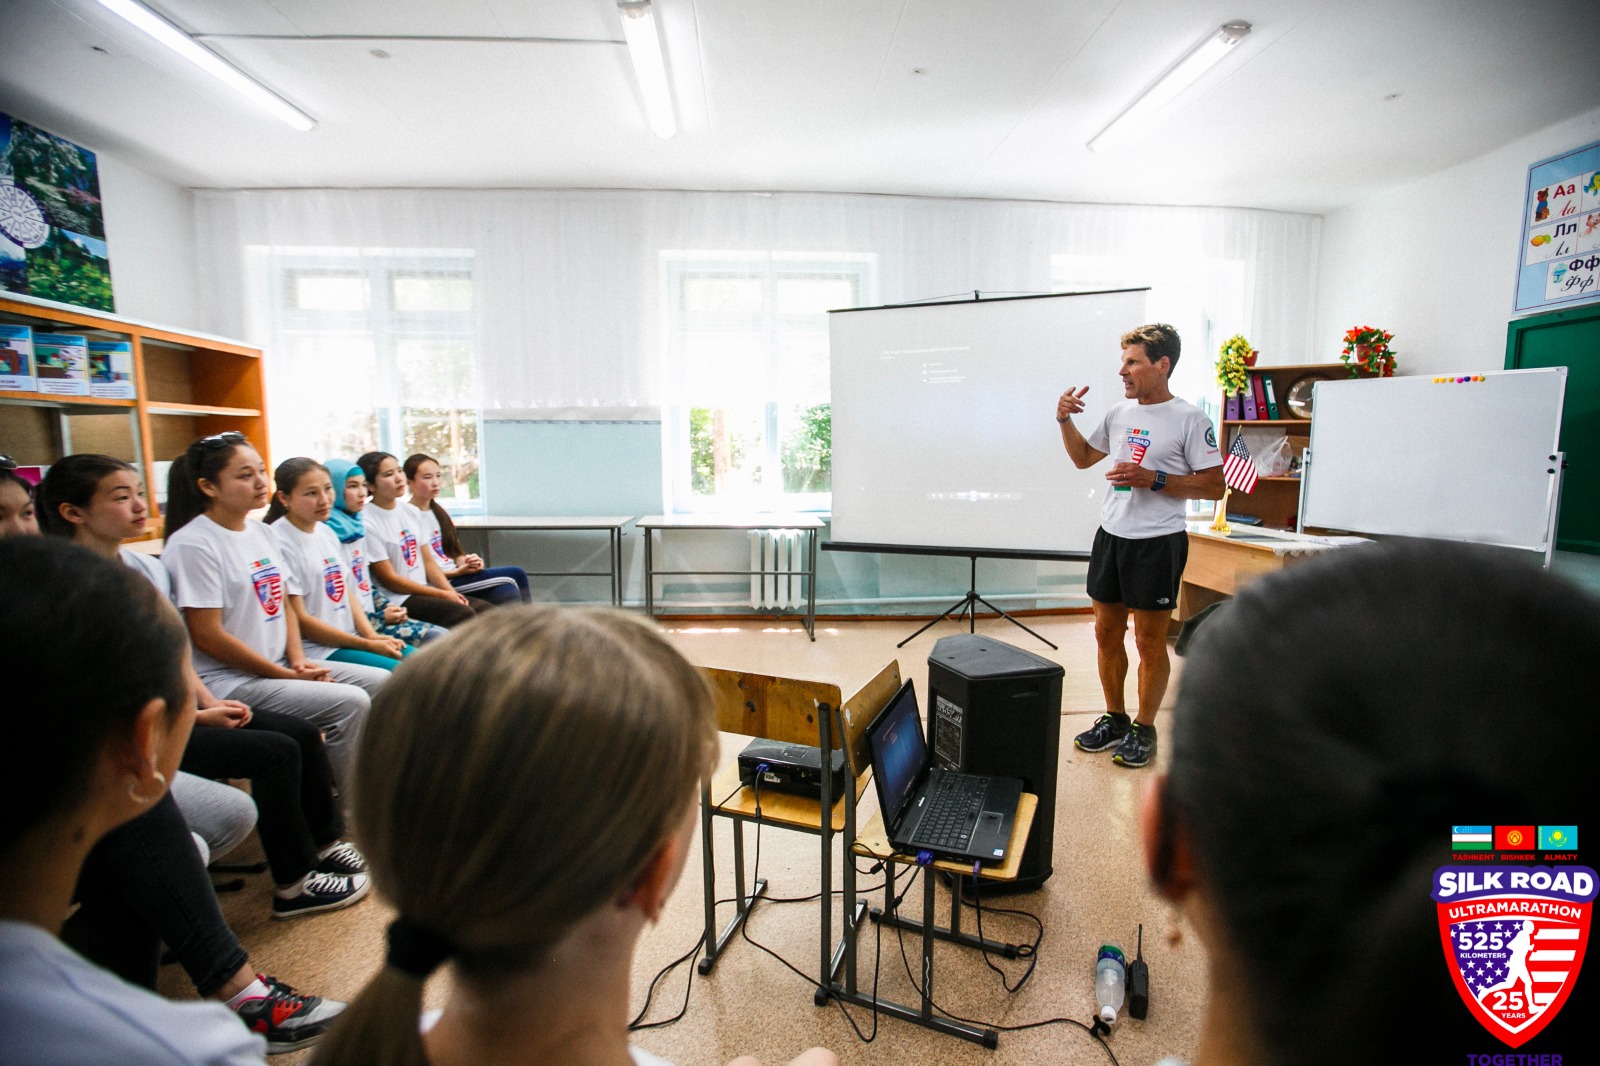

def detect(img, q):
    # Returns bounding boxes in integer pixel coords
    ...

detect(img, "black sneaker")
[314,841,367,876]
[1112,722,1158,768]
[271,870,370,920]
[232,975,346,1054]
[1074,712,1132,752]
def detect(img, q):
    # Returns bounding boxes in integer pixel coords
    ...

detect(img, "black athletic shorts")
[1086,528,1188,611]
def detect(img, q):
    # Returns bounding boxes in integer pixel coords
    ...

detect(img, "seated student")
[163,433,389,784]
[63,787,350,1054]
[168,770,257,865]
[404,452,530,606]
[355,450,484,629]
[316,607,837,1066]
[266,457,410,672]
[0,458,38,536]
[0,536,268,1064]
[323,458,446,649]
[38,453,371,918]
[1142,541,1597,1066]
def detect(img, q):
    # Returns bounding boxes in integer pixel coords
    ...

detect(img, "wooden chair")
[697,661,903,1004]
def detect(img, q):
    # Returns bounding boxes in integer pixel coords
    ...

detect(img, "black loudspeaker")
[928,633,1062,892]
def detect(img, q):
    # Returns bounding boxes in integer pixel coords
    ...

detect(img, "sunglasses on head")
[189,431,246,455]
[0,454,16,471]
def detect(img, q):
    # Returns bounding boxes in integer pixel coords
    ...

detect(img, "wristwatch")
[1151,470,1168,491]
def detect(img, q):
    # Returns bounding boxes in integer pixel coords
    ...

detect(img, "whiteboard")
[829,289,1148,555]
[1300,368,1567,552]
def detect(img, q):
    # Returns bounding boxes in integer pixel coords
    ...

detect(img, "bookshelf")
[0,292,268,539]
[1220,361,1363,530]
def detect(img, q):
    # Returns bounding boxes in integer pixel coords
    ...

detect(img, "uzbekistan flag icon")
[1433,865,1595,1048]
[1454,826,1492,851]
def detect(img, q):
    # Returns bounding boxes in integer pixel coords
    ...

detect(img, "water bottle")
[1095,944,1127,1025]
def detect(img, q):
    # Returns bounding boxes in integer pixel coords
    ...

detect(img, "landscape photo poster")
[1514,138,1600,315]
[0,112,114,313]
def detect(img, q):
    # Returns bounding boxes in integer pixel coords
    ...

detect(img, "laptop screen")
[868,680,927,827]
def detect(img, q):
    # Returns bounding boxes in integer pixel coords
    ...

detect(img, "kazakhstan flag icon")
[1538,825,1578,850]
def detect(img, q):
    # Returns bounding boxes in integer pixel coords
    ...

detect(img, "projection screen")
[828,289,1149,556]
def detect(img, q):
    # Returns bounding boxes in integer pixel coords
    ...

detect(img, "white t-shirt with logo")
[162,515,300,698]
[270,519,358,659]
[362,500,428,604]
[412,504,458,573]
[1086,396,1221,539]
[336,533,376,614]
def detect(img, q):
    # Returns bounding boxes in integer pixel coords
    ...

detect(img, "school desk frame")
[697,663,902,1001]
[638,514,824,639]
[843,794,1038,1048]
[450,515,633,605]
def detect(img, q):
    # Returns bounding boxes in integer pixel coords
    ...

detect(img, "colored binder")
[1241,381,1259,420]
[1262,375,1281,419]
[1250,374,1269,420]
[1225,392,1242,420]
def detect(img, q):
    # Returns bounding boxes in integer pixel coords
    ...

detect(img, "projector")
[737,739,849,803]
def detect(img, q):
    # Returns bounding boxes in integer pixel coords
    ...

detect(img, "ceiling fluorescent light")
[618,0,677,139]
[95,0,316,131]
[1088,20,1250,152]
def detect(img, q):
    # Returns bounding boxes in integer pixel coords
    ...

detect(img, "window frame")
[262,250,486,512]
[661,250,876,514]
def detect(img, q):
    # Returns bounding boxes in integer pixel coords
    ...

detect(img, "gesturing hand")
[1057,386,1089,420]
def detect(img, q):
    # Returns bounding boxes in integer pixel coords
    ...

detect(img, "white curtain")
[192,189,1321,418]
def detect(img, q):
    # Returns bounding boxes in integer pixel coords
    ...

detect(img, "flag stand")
[1210,487,1232,534]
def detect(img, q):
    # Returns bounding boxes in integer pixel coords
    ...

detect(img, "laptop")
[867,679,1023,865]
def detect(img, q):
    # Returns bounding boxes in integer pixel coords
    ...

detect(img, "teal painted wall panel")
[482,421,663,517]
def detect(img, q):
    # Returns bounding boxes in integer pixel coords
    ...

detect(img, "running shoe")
[1074,712,1132,753]
[232,975,346,1054]
[1112,722,1158,768]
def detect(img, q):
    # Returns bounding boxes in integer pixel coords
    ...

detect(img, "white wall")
[97,150,199,327]
[1315,106,1600,377]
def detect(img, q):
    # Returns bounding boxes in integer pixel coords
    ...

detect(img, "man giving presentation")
[1055,323,1224,768]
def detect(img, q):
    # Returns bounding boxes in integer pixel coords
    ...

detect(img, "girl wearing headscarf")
[323,458,446,648]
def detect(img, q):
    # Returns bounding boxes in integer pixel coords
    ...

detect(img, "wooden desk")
[841,793,1039,1048]
[451,515,633,606]
[1181,522,1362,620]
[637,514,825,639]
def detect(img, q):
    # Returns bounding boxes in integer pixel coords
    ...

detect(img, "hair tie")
[386,917,456,980]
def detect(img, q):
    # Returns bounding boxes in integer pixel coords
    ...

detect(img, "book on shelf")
[0,323,35,391]
[1250,374,1269,420]
[1261,374,1281,419]
[88,340,136,399]
[33,333,88,396]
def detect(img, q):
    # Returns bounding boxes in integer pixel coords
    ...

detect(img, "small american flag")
[1223,432,1259,493]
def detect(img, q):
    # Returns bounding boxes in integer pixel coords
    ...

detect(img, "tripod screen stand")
[823,541,1089,650]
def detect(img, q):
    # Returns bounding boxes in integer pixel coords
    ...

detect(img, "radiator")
[748,529,805,610]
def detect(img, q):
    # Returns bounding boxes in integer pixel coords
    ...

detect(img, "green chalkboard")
[1507,303,1600,554]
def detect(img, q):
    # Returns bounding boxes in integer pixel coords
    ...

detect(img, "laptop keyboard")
[910,773,988,850]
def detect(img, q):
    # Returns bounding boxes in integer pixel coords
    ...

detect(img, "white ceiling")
[0,0,1594,214]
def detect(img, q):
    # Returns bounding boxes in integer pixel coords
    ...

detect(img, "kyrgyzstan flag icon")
[1496,826,1537,851]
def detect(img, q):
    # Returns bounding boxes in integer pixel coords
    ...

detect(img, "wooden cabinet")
[1220,362,1362,530]
[0,291,267,538]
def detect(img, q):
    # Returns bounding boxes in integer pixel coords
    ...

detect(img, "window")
[258,250,482,504]
[662,252,875,512]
